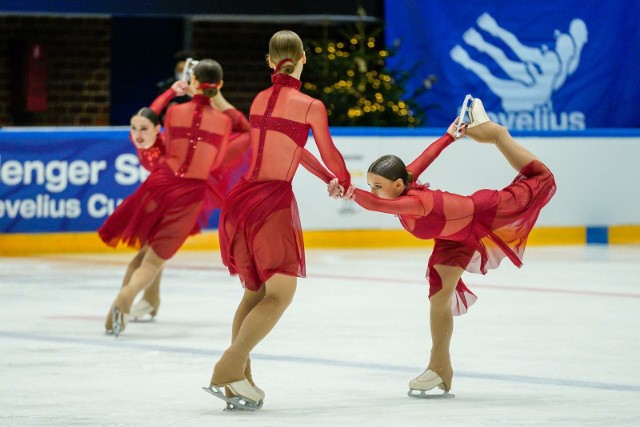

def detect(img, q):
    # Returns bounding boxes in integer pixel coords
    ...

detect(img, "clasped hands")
[327,178,355,200]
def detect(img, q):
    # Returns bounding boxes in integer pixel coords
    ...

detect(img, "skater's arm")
[406,119,464,181]
[353,188,426,216]
[307,100,351,189]
[406,133,455,182]
[300,149,335,183]
[149,81,188,115]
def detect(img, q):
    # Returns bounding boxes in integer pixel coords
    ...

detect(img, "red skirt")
[98,163,208,260]
[219,177,305,291]
[428,160,556,315]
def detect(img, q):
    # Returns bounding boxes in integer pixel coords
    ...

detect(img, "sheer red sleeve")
[406,133,455,181]
[224,109,250,134]
[353,188,427,217]
[300,149,334,183]
[149,88,177,116]
[209,118,231,172]
[306,100,351,189]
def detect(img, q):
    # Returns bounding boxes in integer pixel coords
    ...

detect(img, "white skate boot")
[455,94,490,137]
[130,299,157,322]
[407,369,455,399]
[468,97,490,128]
[203,379,264,411]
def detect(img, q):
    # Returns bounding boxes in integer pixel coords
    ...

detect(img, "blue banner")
[385,0,640,129]
[0,129,146,233]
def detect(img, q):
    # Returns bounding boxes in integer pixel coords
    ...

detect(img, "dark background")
[0,1,383,126]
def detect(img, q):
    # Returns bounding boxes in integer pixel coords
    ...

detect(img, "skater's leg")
[108,247,165,334]
[211,274,296,387]
[231,287,266,389]
[464,100,539,171]
[105,248,146,331]
[132,268,163,317]
[426,265,464,391]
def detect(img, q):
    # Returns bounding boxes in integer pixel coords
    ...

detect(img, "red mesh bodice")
[164,94,231,180]
[354,134,475,239]
[246,73,350,188]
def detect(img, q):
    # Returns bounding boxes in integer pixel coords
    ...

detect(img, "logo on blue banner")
[384,0,640,129]
[450,13,588,130]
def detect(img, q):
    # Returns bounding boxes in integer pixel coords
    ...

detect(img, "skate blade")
[202,385,262,411]
[111,306,128,337]
[455,94,474,137]
[408,388,455,399]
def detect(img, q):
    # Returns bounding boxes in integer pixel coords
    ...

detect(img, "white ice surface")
[1,246,639,426]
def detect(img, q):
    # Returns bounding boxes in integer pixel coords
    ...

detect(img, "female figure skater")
[100,59,232,336]
[332,97,556,397]
[125,82,253,322]
[203,30,351,410]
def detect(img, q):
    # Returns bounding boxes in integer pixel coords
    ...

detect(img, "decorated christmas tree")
[302,10,433,127]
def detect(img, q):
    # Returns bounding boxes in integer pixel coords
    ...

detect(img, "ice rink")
[1,245,639,426]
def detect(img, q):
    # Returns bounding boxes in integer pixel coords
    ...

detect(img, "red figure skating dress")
[219,72,351,290]
[354,134,556,315]
[133,88,252,220]
[99,93,232,259]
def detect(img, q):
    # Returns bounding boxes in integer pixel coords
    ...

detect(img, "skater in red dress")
[204,30,351,409]
[99,59,232,336]
[330,97,556,396]
[125,82,253,322]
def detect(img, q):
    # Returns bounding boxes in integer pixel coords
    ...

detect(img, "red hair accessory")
[199,82,219,90]
[273,58,293,74]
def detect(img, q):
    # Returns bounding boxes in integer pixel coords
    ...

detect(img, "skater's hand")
[171,80,189,96]
[448,117,467,140]
[343,184,355,201]
[328,178,344,198]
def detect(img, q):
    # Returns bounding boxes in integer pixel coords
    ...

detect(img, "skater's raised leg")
[465,98,539,171]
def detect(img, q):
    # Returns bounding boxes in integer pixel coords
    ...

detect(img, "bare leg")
[112,247,165,314]
[426,264,464,391]
[466,118,539,172]
[231,287,266,387]
[138,269,163,315]
[211,274,296,386]
[105,248,146,330]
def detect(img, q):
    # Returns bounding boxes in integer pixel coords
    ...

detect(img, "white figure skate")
[130,299,157,322]
[407,369,455,399]
[455,94,490,137]
[203,380,264,411]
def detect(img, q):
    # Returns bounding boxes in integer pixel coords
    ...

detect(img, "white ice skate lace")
[414,369,439,381]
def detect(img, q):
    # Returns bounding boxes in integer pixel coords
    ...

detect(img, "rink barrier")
[1,225,638,256]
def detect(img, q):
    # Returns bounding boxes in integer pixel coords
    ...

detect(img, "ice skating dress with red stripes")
[219,73,351,291]
[133,88,252,221]
[353,134,556,315]
[98,94,231,260]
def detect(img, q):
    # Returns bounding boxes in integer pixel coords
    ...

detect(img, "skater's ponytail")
[193,59,223,98]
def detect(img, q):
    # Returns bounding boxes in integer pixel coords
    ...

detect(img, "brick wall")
[0,16,111,126]
[0,17,370,126]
